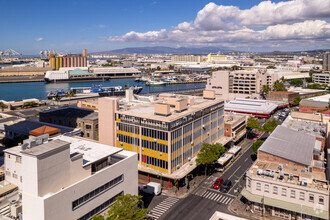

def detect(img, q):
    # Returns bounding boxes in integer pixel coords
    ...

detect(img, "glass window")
[291,190,295,198]
[309,195,314,202]
[256,183,261,190]
[248,179,251,187]
[273,186,278,194]
[264,185,269,192]
[300,192,305,200]
[281,188,287,196]
[319,197,324,204]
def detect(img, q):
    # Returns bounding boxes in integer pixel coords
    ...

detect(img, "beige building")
[242,125,329,220]
[98,91,227,185]
[3,134,138,220]
[313,73,330,85]
[224,113,247,143]
[207,54,227,62]
[171,55,202,63]
[206,70,273,100]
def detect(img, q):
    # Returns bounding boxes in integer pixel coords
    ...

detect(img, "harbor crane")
[0,49,21,60]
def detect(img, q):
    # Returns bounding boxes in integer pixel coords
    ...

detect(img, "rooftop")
[258,126,316,166]
[29,125,60,137]
[41,107,95,119]
[224,112,247,126]
[287,87,325,95]
[224,98,278,114]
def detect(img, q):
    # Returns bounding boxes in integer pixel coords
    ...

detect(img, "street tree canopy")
[196,143,225,166]
[93,194,148,220]
[292,96,301,106]
[289,79,303,87]
[272,80,287,91]
[247,117,261,131]
[252,140,264,154]
[263,119,278,133]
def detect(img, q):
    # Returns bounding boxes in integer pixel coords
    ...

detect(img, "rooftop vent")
[174,99,188,113]
[203,90,216,100]
[22,134,49,150]
[154,103,171,116]
[301,178,308,186]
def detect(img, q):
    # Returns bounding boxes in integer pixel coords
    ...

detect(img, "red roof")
[29,125,60,136]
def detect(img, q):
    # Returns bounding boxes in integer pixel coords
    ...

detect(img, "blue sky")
[1,0,329,54]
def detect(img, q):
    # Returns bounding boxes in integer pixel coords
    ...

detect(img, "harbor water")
[0,78,206,101]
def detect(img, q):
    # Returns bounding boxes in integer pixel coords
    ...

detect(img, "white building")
[3,134,138,220]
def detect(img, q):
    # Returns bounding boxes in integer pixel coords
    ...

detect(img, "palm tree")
[0,101,8,112]
[67,90,76,104]
[54,94,62,105]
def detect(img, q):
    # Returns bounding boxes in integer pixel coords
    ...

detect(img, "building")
[171,55,202,63]
[49,49,88,70]
[313,73,330,85]
[323,52,330,71]
[77,99,99,110]
[224,99,278,118]
[206,70,272,100]
[242,125,329,220]
[90,67,141,77]
[98,90,226,186]
[224,113,247,144]
[3,134,138,220]
[39,107,98,140]
[267,91,299,103]
[207,54,227,62]
[299,94,330,113]
[287,87,327,99]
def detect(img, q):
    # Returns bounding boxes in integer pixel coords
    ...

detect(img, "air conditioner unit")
[154,139,157,142]
[289,174,293,181]
[301,178,308,186]
[177,165,180,169]
[308,166,313,173]
[257,169,263,175]
[188,157,191,161]
[120,142,123,146]
[278,164,283,170]
[142,148,144,151]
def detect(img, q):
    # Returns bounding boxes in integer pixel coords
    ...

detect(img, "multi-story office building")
[242,125,329,220]
[206,70,272,100]
[224,113,247,144]
[3,134,137,220]
[99,90,226,185]
[323,52,330,71]
[171,55,202,63]
[312,73,330,85]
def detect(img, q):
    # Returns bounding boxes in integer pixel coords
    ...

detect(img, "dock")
[165,80,207,85]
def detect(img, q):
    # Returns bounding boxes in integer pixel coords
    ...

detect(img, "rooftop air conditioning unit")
[289,174,293,181]
[301,179,308,186]
[257,169,263,175]
[278,164,283,170]
[177,165,180,169]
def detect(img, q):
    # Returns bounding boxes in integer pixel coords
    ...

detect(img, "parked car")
[213,178,224,189]
[139,182,162,195]
[220,179,232,193]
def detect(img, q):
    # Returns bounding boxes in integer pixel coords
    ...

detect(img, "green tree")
[272,80,287,91]
[156,66,161,70]
[0,101,8,112]
[93,194,148,220]
[292,96,301,106]
[247,117,261,131]
[306,77,313,83]
[290,79,303,87]
[306,83,323,89]
[54,94,62,104]
[309,69,316,77]
[231,65,241,70]
[266,65,276,69]
[252,140,264,154]
[168,65,174,70]
[263,119,278,133]
[196,143,225,176]
[67,90,76,104]
[123,84,128,90]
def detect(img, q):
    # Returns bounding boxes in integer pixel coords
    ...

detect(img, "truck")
[140,182,162,195]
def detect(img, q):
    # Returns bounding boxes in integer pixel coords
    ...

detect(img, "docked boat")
[98,86,143,96]
[146,80,166,86]
[47,89,68,100]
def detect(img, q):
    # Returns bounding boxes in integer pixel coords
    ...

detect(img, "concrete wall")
[4,152,22,189]
[99,98,118,146]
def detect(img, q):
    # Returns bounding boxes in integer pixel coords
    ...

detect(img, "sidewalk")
[161,175,208,198]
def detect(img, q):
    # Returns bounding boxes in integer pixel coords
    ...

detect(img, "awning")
[241,188,329,220]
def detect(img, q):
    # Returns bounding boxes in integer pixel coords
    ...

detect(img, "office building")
[312,73,330,85]
[206,70,272,100]
[3,134,138,220]
[224,113,247,144]
[171,55,202,63]
[98,90,226,186]
[242,125,329,220]
[323,52,330,71]
[207,54,227,62]
[39,107,98,140]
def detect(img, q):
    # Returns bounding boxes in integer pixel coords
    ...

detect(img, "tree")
[260,85,271,99]
[156,66,161,70]
[196,143,225,176]
[0,101,8,112]
[54,94,62,104]
[290,79,303,87]
[292,96,301,106]
[93,194,148,220]
[306,77,313,83]
[272,80,286,91]
[231,65,241,71]
[67,90,76,104]
[168,65,174,70]
[263,119,278,133]
[309,69,316,77]
[247,117,261,131]
[306,83,323,89]
[252,140,264,154]
[266,65,276,69]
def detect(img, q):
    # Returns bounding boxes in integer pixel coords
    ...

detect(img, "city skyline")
[1,0,330,54]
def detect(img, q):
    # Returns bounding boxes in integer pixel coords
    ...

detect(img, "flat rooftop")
[224,112,246,126]
[225,98,278,114]
[304,94,330,103]
[117,94,223,122]
[41,107,96,119]
[288,87,325,95]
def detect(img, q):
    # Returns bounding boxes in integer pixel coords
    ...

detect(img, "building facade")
[98,92,225,178]
[224,113,247,144]
[312,73,330,85]
[207,54,227,62]
[323,52,330,72]
[171,55,202,63]
[4,135,138,220]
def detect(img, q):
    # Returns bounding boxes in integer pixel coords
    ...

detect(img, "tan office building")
[171,55,202,63]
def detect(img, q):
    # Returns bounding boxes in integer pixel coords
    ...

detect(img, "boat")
[98,86,143,96]
[146,80,166,86]
[47,89,68,100]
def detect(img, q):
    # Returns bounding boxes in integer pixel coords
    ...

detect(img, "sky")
[1,0,329,54]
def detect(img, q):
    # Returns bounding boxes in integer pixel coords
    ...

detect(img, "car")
[220,179,232,193]
[213,178,224,189]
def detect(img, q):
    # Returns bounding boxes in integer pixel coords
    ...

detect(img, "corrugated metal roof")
[258,126,315,166]
[69,68,91,76]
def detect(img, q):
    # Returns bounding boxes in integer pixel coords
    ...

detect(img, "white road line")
[225,198,232,204]
[228,198,234,205]
[205,192,213,199]
[223,197,230,204]
[150,212,162,216]
[228,165,241,180]
[154,205,171,210]
[216,195,223,202]
[159,201,176,206]
[152,207,167,212]
[147,214,160,219]
[210,194,217,200]
[165,197,179,201]
[244,157,248,162]
[219,197,226,203]
[203,191,211,198]
[213,194,220,201]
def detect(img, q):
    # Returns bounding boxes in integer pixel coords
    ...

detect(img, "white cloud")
[98,24,106,28]
[35,38,44,42]
[102,0,330,49]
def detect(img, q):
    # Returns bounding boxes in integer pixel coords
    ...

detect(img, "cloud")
[98,24,106,28]
[102,0,330,49]
[35,38,44,42]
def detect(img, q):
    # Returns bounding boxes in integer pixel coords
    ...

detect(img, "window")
[16,156,21,164]
[309,195,314,202]
[87,133,90,138]
[319,197,324,204]
[273,186,278,194]
[12,173,18,179]
[5,171,10,176]
[256,183,261,190]
[281,188,287,196]
[248,179,251,188]
[8,154,10,159]
[264,185,269,192]
[291,190,295,198]
[300,192,305,200]
[85,124,92,130]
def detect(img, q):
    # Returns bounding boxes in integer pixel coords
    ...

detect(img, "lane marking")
[228,165,241,180]
[217,195,223,202]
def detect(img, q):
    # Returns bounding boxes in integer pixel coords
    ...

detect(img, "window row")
[72,175,123,210]
[141,140,168,153]
[256,183,325,204]
[118,123,139,134]
[117,134,140,146]
[142,128,168,140]
[141,155,168,169]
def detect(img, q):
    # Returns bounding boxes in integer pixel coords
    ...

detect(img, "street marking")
[216,195,223,202]
[210,194,217,200]
[219,197,226,203]
[222,197,229,204]
[228,165,241,180]
[147,196,179,220]
[213,194,220,201]
[205,192,213,199]
[244,157,248,162]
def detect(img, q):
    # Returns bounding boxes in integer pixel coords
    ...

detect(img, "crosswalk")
[147,197,179,219]
[199,190,234,205]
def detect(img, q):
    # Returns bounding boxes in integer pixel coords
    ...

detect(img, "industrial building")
[49,49,88,70]
[98,90,227,187]
[2,134,138,220]
[224,99,278,118]
[242,125,329,220]
[299,94,330,113]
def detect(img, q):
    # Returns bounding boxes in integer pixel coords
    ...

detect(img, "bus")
[215,153,233,172]
[228,145,242,161]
